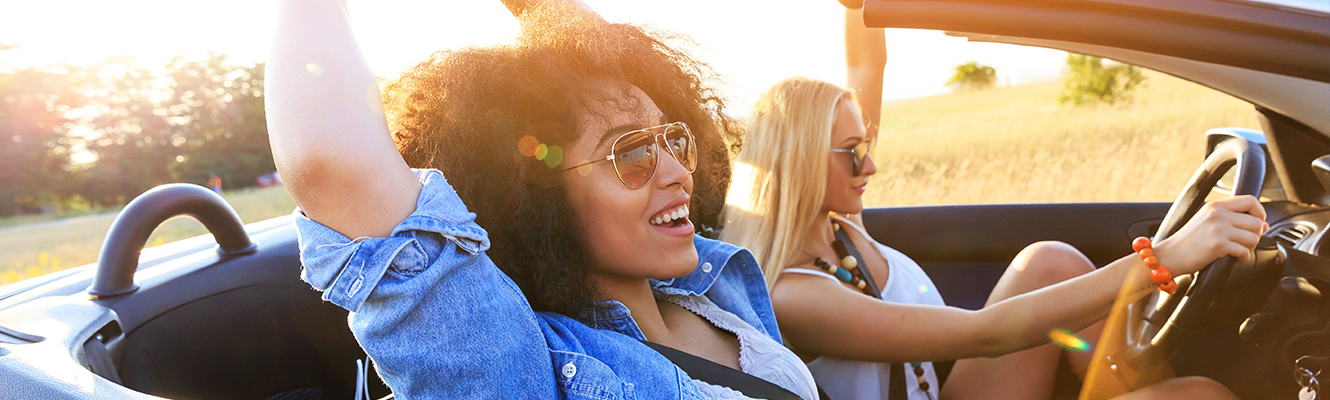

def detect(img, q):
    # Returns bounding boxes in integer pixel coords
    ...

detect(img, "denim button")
[701,262,713,273]
[562,362,577,379]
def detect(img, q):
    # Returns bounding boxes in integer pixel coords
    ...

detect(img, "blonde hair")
[721,77,851,290]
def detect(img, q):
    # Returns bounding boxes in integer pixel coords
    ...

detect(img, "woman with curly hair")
[266,0,816,398]
[722,75,1253,400]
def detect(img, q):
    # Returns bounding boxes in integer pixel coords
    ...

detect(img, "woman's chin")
[654,252,700,279]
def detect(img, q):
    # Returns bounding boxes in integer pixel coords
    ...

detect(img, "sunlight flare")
[1048,328,1091,352]
[725,162,765,216]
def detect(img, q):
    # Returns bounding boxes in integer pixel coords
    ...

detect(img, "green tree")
[945,61,997,91]
[78,57,185,206]
[0,50,274,216]
[1059,54,1145,105]
[0,55,83,215]
[165,54,272,191]
[78,53,273,205]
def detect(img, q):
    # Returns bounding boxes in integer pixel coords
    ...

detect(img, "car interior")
[1,1,1327,399]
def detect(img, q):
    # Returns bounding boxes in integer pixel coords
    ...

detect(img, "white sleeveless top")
[659,294,821,400]
[781,218,946,400]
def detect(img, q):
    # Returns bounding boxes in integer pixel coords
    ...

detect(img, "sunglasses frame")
[558,121,696,189]
[830,140,873,176]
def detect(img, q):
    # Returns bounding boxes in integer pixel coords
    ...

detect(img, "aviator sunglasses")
[559,122,697,189]
[830,140,873,176]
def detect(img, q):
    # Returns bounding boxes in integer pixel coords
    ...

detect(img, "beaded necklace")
[803,241,874,296]
[803,218,935,400]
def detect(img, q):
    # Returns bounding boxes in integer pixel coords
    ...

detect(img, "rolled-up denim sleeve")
[295,169,556,398]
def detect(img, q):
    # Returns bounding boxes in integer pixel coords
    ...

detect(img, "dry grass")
[864,70,1262,206]
[0,71,1262,286]
[0,185,296,286]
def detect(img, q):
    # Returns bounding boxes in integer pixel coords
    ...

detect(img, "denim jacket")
[295,169,783,399]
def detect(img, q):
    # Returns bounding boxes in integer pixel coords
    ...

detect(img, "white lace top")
[659,294,820,400]
[779,216,945,400]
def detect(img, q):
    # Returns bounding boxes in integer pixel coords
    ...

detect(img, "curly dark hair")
[383,7,742,316]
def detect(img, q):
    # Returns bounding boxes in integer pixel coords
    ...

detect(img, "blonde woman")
[721,77,1260,400]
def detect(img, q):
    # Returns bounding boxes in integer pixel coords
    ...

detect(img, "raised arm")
[844,5,886,140]
[773,196,1268,363]
[266,0,421,239]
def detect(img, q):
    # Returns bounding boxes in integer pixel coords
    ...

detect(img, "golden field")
[0,186,296,286]
[0,70,1263,286]
[864,70,1262,206]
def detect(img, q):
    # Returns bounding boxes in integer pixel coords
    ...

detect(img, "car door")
[853,1,1328,398]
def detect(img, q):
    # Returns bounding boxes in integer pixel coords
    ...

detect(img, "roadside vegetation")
[945,61,998,92]
[0,185,294,285]
[865,69,1261,207]
[1,70,1263,286]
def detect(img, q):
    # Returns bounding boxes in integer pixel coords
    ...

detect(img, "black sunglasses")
[830,141,873,176]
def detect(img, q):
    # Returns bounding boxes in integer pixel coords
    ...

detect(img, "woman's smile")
[650,196,694,237]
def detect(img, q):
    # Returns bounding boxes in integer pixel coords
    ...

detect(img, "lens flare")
[917,284,929,294]
[575,162,594,176]
[543,146,563,168]
[1048,328,1091,352]
[518,135,540,157]
[724,162,765,216]
[535,144,549,160]
[305,63,324,76]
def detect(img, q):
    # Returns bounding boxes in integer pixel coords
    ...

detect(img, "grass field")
[864,70,1262,206]
[0,70,1263,286]
[0,186,296,286]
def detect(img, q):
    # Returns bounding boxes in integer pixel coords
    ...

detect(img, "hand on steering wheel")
[1154,196,1268,276]
[1082,135,1269,400]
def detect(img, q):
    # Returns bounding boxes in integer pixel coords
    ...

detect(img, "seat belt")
[834,223,907,400]
[641,340,804,400]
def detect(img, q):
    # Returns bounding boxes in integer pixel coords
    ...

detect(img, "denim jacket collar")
[573,235,765,340]
[651,235,750,296]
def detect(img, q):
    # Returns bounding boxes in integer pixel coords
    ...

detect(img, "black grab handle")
[87,184,257,298]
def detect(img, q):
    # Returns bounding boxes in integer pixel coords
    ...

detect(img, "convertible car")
[1,0,1326,399]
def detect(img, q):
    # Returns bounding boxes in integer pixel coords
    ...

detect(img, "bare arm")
[266,0,421,239]
[774,196,1268,362]
[775,253,1151,362]
[844,6,886,140]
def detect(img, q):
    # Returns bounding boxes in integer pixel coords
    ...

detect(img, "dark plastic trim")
[862,0,1330,82]
[86,184,256,298]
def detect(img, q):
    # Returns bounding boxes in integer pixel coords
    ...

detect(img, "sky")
[0,0,1069,109]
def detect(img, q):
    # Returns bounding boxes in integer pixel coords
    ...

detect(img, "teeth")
[651,205,690,226]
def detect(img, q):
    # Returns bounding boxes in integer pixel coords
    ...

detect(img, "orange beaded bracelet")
[1132,237,1177,294]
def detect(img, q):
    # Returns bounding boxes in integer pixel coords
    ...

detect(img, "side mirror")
[1207,128,1284,200]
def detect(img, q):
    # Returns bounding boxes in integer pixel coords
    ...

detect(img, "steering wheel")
[1115,136,1267,371]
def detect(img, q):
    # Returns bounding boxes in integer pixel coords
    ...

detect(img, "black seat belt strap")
[834,221,907,400]
[833,221,882,298]
[641,340,804,400]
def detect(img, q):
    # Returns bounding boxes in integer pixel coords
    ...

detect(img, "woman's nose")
[654,138,691,188]
[860,152,878,177]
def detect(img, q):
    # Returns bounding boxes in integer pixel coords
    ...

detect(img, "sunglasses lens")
[613,131,657,188]
[663,124,696,172]
[853,142,871,161]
